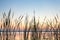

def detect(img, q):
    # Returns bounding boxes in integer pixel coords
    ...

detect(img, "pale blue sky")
[0,0,60,19]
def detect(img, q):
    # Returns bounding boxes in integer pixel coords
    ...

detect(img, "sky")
[0,0,60,19]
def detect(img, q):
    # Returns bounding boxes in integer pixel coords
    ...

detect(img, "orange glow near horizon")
[0,15,60,30]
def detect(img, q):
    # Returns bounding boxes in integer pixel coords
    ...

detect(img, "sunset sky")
[0,0,60,19]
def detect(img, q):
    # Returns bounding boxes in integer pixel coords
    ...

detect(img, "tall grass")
[30,11,39,40]
[2,9,11,40]
[0,9,60,40]
[24,14,28,40]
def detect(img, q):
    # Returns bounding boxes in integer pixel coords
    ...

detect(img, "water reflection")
[0,31,60,40]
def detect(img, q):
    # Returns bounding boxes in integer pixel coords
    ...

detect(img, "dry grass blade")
[3,12,6,18]
[8,9,11,18]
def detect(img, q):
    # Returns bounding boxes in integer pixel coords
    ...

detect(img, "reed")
[0,9,60,40]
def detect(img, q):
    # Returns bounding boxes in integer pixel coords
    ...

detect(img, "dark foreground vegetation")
[0,9,60,40]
